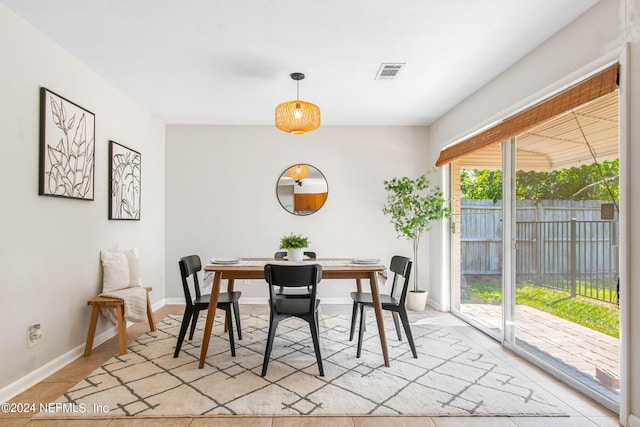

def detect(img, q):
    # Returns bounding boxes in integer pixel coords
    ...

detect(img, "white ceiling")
[2,0,599,126]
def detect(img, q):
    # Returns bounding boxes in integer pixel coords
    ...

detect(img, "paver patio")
[460,303,620,395]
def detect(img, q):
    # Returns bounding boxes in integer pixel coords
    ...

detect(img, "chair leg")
[233,301,242,340]
[84,304,101,357]
[226,307,236,357]
[188,309,200,340]
[261,315,279,377]
[349,301,358,341]
[399,308,417,358]
[356,305,366,358]
[392,311,402,341]
[309,315,325,376]
[145,289,156,332]
[174,307,193,358]
[115,304,127,355]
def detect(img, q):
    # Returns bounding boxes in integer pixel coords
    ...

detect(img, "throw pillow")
[101,250,130,292]
[100,248,142,292]
[124,248,142,288]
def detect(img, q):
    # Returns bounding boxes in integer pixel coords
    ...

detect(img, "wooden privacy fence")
[460,200,619,304]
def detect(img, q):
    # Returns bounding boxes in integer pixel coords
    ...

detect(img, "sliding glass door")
[450,144,504,341]
[512,91,620,405]
[448,88,620,410]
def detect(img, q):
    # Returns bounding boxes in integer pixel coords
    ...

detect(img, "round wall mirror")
[276,164,328,215]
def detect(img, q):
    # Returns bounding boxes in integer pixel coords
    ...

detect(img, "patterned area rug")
[40,313,567,417]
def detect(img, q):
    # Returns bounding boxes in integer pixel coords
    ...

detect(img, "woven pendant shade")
[275,72,321,134]
[287,164,310,180]
[275,100,320,134]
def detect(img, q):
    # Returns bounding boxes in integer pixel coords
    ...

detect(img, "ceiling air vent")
[375,63,405,80]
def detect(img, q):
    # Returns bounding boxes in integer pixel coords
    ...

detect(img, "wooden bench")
[84,287,156,356]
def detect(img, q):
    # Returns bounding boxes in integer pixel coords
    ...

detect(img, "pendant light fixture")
[275,72,320,135]
[287,164,310,180]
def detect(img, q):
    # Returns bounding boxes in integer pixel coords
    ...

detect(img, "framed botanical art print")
[39,87,95,200]
[109,140,141,220]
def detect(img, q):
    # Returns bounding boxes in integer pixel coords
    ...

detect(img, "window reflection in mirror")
[276,164,328,215]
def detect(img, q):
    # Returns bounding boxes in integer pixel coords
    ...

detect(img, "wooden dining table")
[199,258,390,368]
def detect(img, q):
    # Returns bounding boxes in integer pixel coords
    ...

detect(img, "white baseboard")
[151,299,164,312]
[318,298,352,305]
[0,324,119,404]
[241,297,352,305]
[235,297,268,305]
[0,299,168,403]
[163,297,353,305]
[629,413,640,427]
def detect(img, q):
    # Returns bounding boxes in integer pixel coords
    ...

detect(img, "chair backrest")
[178,255,203,307]
[388,255,413,305]
[264,263,322,310]
[274,251,317,259]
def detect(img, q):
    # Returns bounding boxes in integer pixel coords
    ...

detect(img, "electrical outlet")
[27,324,42,348]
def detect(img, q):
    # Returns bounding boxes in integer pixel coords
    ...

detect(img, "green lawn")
[462,283,620,338]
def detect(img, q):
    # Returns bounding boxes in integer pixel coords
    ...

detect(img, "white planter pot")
[406,290,428,311]
[287,248,304,262]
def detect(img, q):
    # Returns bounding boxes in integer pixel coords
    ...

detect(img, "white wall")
[0,4,166,399]
[165,125,431,302]
[428,0,640,424]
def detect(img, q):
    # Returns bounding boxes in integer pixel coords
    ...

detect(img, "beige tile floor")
[0,304,622,427]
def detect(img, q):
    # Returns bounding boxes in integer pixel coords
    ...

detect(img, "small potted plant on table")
[279,233,310,262]
[383,169,451,311]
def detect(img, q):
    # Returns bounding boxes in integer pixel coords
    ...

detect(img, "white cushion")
[123,248,142,288]
[101,248,142,292]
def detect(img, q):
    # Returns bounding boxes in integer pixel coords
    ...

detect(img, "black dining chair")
[273,251,317,298]
[274,251,317,259]
[262,263,324,377]
[174,255,242,358]
[349,255,417,359]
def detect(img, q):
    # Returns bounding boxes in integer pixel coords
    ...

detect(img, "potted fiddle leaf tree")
[383,169,451,311]
[279,233,310,262]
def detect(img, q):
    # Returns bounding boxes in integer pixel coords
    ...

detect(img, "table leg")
[199,271,222,369]
[369,271,390,367]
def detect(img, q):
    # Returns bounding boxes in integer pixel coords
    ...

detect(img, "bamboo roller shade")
[435,63,619,167]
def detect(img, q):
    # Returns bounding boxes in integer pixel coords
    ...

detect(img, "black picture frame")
[39,87,95,200]
[109,140,141,220]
